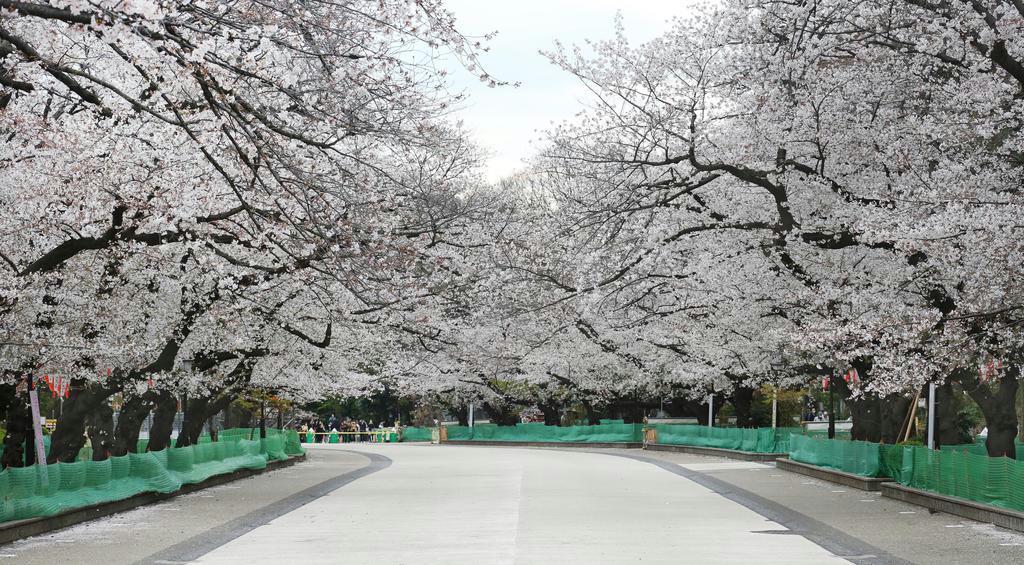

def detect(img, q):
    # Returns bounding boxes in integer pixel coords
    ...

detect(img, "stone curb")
[775,458,889,491]
[645,443,787,462]
[880,482,1024,533]
[0,453,306,546]
[443,440,643,448]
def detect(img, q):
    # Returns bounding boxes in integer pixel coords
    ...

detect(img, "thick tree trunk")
[177,393,234,446]
[483,401,520,426]
[453,405,469,427]
[538,402,562,426]
[731,386,756,428]
[934,379,966,448]
[880,394,912,444]
[1,389,31,468]
[582,400,601,425]
[112,393,154,456]
[146,392,178,452]
[962,367,1019,458]
[86,402,115,461]
[176,396,210,448]
[48,380,113,463]
[847,396,881,442]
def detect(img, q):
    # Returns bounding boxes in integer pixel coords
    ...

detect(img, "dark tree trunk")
[538,402,562,426]
[48,380,113,463]
[112,393,154,456]
[86,402,115,461]
[695,397,723,426]
[482,401,520,426]
[176,396,210,448]
[663,396,716,424]
[1,389,31,468]
[450,404,469,426]
[934,379,966,448]
[183,393,234,445]
[582,400,601,425]
[731,386,756,428]
[880,394,912,444]
[961,367,1019,458]
[206,394,235,440]
[0,383,16,426]
[147,392,178,452]
[847,396,881,442]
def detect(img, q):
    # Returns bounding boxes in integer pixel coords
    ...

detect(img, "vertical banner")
[29,385,49,486]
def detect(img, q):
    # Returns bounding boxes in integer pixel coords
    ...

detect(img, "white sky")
[442,0,704,182]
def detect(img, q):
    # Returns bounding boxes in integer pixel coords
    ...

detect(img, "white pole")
[707,394,714,428]
[772,388,778,429]
[468,402,474,428]
[927,382,936,450]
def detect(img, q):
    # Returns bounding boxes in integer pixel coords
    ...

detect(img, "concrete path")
[2,448,373,564]
[193,444,847,565]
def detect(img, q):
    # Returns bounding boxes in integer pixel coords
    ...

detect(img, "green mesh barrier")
[940,440,1024,461]
[904,446,1024,511]
[0,439,266,522]
[788,434,884,477]
[444,423,643,443]
[400,427,435,442]
[653,424,794,453]
[879,444,913,483]
[0,428,302,523]
[801,429,853,441]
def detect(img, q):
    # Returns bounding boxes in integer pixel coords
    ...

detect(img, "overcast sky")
[442,1,703,181]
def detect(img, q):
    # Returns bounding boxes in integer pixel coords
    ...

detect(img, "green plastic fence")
[788,434,883,477]
[903,446,1024,512]
[879,444,914,483]
[0,428,303,523]
[788,436,1024,511]
[653,425,798,453]
[940,440,1024,461]
[444,423,643,443]
[401,427,435,442]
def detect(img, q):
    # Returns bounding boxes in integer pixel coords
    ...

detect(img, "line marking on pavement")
[596,450,913,565]
[136,450,391,565]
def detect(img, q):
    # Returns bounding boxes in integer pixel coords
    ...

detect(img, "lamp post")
[828,373,836,440]
[768,358,785,430]
[772,387,778,430]
[707,393,714,428]
[927,382,936,450]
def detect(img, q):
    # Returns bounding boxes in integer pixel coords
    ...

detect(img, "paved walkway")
[9,444,1024,564]
[193,444,845,564]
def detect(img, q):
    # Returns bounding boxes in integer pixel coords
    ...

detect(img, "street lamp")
[769,358,785,430]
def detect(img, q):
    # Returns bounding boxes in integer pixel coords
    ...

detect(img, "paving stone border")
[880,482,1024,533]
[444,440,642,448]
[775,458,889,491]
[645,443,787,462]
